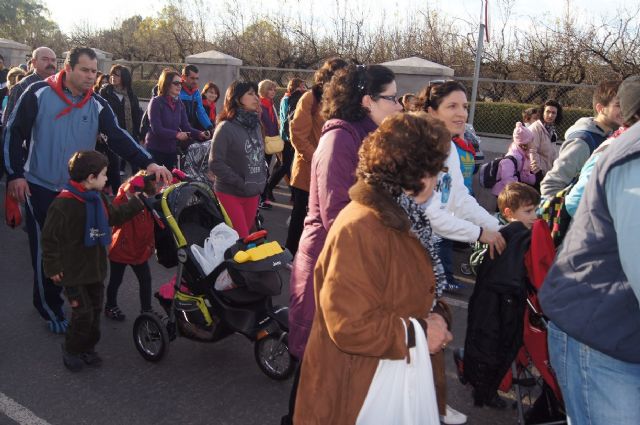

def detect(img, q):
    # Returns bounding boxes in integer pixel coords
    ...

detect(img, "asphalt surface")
[0,137,536,425]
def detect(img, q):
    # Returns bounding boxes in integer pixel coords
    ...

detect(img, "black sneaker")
[79,351,103,367]
[61,345,84,372]
[104,305,126,321]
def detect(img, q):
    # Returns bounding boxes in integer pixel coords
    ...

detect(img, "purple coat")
[145,95,201,154]
[260,103,279,137]
[288,116,377,359]
[491,144,537,196]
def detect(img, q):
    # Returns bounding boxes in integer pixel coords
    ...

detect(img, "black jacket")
[99,84,143,141]
[463,221,531,401]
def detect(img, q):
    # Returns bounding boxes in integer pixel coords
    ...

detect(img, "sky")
[42,0,632,36]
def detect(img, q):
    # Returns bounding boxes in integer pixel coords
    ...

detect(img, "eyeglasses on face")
[374,94,398,103]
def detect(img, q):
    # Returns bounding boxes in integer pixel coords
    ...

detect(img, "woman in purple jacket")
[145,68,206,169]
[258,79,279,209]
[283,63,402,423]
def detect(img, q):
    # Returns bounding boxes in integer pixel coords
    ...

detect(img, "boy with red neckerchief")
[41,150,145,372]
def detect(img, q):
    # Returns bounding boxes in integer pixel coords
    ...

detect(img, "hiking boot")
[104,305,126,321]
[79,351,103,367]
[61,345,84,372]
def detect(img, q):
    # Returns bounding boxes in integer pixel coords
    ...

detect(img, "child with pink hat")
[491,122,537,196]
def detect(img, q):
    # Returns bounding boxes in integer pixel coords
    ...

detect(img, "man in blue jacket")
[539,76,640,424]
[180,64,213,134]
[3,46,172,334]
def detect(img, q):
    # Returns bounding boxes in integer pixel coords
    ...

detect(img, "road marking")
[0,392,51,425]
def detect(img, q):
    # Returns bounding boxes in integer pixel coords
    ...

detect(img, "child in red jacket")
[104,172,157,320]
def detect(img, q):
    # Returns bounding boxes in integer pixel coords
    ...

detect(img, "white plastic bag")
[214,269,236,291]
[356,318,440,425]
[190,223,238,275]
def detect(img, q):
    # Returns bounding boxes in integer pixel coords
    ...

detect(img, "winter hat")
[618,75,640,125]
[513,121,534,145]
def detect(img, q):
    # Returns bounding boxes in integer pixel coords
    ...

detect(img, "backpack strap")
[565,130,607,155]
[504,155,520,182]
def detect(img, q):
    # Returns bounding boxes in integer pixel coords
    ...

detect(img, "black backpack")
[479,155,518,189]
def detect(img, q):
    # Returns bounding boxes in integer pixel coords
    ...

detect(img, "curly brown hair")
[357,112,451,195]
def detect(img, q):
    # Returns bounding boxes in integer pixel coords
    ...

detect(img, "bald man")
[2,47,57,126]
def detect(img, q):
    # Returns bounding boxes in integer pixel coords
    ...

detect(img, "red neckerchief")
[181,78,198,95]
[202,99,216,123]
[45,70,93,119]
[452,136,475,155]
[260,97,275,122]
[165,95,177,111]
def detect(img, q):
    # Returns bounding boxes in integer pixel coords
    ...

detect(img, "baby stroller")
[455,220,566,424]
[132,175,295,380]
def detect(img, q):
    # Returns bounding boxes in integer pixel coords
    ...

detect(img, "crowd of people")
[1,44,640,425]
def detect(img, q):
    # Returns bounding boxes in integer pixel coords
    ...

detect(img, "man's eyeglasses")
[374,94,398,103]
[170,81,182,86]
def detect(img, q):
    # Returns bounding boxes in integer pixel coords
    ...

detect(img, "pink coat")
[491,144,537,196]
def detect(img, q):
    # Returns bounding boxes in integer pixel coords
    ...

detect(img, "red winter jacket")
[108,186,155,265]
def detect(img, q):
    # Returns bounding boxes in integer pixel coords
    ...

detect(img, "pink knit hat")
[513,121,534,145]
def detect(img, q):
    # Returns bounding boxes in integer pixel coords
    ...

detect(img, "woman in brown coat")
[293,112,453,425]
[285,58,348,255]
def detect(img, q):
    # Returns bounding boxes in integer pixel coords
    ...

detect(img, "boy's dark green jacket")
[41,192,144,286]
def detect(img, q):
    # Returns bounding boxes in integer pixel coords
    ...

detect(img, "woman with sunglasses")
[415,80,506,425]
[144,68,207,169]
[283,63,402,424]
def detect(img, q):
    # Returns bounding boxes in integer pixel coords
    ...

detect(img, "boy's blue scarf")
[61,181,111,247]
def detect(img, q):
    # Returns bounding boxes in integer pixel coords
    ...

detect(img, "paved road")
[0,137,531,425]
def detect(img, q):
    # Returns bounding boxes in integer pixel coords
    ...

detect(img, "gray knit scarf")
[393,191,448,298]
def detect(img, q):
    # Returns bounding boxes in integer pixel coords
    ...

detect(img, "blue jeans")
[547,322,640,425]
[435,238,455,286]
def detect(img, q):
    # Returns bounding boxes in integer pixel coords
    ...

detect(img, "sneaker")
[440,405,467,425]
[259,200,273,210]
[48,319,69,334]
[61,344,84,372]
[104,305,126,321]
[79,351,103,367]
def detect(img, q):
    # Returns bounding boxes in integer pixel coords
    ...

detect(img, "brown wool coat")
[289,91,324,192]
[293,180,437,425]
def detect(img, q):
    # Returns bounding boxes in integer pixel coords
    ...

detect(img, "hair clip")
[356,64,367,94]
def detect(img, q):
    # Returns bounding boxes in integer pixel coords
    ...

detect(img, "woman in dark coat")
[99,65,143,189]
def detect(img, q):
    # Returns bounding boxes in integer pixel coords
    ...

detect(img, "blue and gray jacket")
[179,88,212,131]
[3,80,153,192]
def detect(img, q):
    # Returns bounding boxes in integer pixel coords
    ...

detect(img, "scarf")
[452,136,475,155]
[181,79,197,95]
[260,97,275,122]
[165,95,177,111]
[235,108,260,129]
[114,86,133,135]
[543,122,557,143]
[393,191,448,298]
[203,99,217,124]
[58,180,111,247]
[45,70,93,119]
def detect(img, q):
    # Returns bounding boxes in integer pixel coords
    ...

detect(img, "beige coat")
[289,91,324,192]
[528,119,558,174]
[293,180,437,425]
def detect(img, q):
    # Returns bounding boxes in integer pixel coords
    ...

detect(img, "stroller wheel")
[254,334,295,380]
[133,313,170,362]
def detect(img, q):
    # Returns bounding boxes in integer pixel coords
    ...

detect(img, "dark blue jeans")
[436,238,455,286]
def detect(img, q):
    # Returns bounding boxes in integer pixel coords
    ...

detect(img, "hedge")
[472,102,593,138]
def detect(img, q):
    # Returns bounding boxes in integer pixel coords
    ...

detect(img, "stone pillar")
[380,56,455,97]
[0,38,31,68]
[185,50,243,111]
